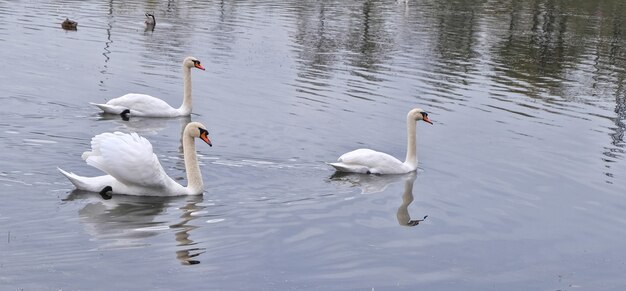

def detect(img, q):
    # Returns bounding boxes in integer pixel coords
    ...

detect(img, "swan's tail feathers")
[90,102,127,115]
[58,167,88,190]
[58,167,110,193]
[326,162,370,174]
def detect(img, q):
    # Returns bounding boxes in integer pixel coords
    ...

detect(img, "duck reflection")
[63,190,205,265]
[329,171,427,227]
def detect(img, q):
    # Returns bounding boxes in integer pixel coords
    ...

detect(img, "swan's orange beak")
[423,115,433,124]
[200,132,212,147]
[194,63,205,70]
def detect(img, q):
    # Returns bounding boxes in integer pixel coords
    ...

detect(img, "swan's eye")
[420,112,433,124]
[198,128,212,146]
[191,60,205,70]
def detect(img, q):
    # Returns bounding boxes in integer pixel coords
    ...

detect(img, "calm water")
[1,0,625,290]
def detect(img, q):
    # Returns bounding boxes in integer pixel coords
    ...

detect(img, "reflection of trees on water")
[429,0,480,95]
[528,0,568,77]
[292,1,338,83]
[581,2,626,179]
[432,0,479,63]
[290,1,343,106]
[485,0,625,179]
[344,0,393,82]
[491,0,571,98]
[599,6,626,179]
[290,0,393,102]
[292,0,394,79]
[200,0,239,65]
[607,91,626,180]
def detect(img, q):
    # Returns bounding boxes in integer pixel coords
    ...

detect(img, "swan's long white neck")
[403,115,418,171]
[178,65,193,115]
[182,130,203,194]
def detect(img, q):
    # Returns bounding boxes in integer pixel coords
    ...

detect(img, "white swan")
[328,108,432,174]
[91,56,205,118]
[58,122,212,196]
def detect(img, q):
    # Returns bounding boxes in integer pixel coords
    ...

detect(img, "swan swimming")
[91,56,205,118]
[59,122,212,196]
[328,108,432,174]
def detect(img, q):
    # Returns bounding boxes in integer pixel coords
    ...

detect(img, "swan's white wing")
[338,149,404,167]
[104,94,177,117]
[83,132,171,188]
[332,148,406,174]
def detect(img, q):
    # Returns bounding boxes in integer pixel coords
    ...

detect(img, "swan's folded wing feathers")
[338,148,405,173]
[338,149,397,166]
[107,94,176,116]
[84,132,169,188]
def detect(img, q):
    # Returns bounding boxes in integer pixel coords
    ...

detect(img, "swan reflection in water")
[63,190,206,265]
[395,172,428,227]
[329,171,427,227]
[97,115,192,155]
[97,114,192,137]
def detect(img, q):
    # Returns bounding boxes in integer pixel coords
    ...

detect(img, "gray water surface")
[1,0,626,290]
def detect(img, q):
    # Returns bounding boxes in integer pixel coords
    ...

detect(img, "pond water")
[1,0,626,290]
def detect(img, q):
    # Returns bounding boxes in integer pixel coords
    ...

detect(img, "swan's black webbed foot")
[99,186,113,200]
[120,109,130,121]
[407,215,428,226]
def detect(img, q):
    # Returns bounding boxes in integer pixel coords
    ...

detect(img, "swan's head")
[183,56,205,71]
[185,122,212,147]
[408,108,433,124]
